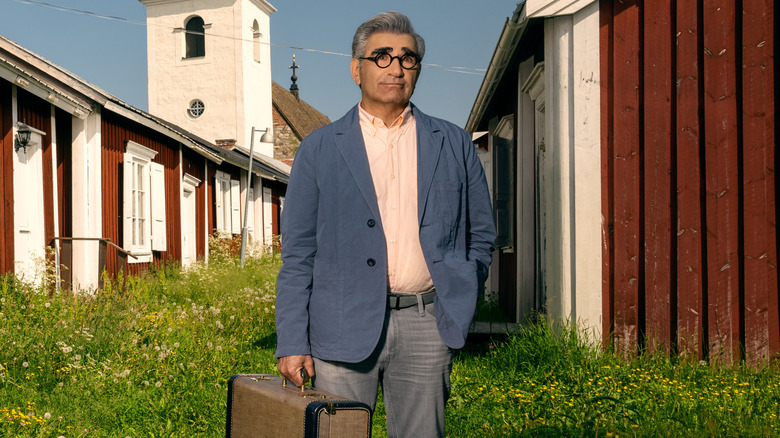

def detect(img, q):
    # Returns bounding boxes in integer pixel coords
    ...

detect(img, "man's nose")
[387,57,404,76]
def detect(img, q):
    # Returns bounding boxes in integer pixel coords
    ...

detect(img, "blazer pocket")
[433,181,462,228]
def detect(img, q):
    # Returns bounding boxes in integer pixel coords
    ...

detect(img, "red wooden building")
[0,35,288,290]
[467,0,776,363]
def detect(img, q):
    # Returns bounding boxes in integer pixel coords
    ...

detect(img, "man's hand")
[277,355,315,387]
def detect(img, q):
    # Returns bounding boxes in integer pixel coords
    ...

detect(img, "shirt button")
[391,204,397,210]
[388,272,394,277]
[390,174,396,179]
[367,258,376,267]
[389,144,394,149]
[367,219,376,227]
[390,238,396,243]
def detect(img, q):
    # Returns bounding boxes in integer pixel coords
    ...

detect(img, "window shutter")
[122,157,133,249]
[150,162,167,251]
[142,160,153,250]
[230,179,241,234]
[494,136,515,249]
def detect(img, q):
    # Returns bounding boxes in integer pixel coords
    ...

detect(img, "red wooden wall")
[0,81,12,273]
[102,110,183,276]
[600,0,777,364]
[55,107,72,240]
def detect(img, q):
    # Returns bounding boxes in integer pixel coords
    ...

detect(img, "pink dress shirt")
[359,104,434,294]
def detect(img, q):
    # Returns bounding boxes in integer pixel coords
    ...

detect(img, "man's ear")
[350,58,361,86]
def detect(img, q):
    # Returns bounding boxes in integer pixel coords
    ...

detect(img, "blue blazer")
[275,104,496,363]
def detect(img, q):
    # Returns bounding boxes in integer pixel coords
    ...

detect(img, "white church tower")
[138,0,276,156]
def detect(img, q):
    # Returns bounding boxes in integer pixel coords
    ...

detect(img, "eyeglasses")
[360,52,420,70]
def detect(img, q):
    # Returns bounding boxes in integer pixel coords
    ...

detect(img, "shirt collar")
[358,103,414,135]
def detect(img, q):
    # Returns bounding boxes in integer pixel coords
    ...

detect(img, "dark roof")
[272,81,331,139]
[0,34,289,183]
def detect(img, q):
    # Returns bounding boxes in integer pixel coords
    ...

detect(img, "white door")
[14,130,46,283]
[262,187,273,246]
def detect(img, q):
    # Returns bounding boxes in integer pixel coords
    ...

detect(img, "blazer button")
[367,219,376,227]
[366,258,376,267]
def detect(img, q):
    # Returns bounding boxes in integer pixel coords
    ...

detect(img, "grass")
[0,244,778,437]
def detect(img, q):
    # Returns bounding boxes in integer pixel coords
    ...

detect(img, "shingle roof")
[0,33,290,182]
[271,81,330,140]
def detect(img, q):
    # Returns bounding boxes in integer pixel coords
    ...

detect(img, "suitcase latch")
[249,376,273,382]
[298,393,327,399]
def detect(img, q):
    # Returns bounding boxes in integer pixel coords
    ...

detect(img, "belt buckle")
[388,294,403,310]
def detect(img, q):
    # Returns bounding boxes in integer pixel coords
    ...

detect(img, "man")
[275,11,495,437]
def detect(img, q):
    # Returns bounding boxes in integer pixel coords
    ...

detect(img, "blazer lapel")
[415,108,444,224]
[333,107,382,221]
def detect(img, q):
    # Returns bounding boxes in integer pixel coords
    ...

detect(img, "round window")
[188,99,205,118]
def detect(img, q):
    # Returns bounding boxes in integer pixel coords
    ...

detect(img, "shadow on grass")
[252,331,277,349]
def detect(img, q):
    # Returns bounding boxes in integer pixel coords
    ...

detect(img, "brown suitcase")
[225,373,372,437]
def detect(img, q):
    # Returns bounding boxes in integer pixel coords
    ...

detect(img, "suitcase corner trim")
[304,401,373,437]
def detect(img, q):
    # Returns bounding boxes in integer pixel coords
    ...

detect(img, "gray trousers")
[312,299,454,438]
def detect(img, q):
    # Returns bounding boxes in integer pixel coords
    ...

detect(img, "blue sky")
[0,0,517,127]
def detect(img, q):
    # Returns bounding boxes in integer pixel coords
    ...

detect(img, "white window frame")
[123,140,162,263]
[215,170,241,236]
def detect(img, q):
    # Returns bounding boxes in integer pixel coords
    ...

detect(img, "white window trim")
[123,140,161,263]
[215,170,240,237]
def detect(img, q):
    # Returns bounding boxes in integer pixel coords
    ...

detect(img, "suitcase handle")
[282,368,311,393]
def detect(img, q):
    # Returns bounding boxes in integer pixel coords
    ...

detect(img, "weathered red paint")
[702,0,741,364]
[600,0,615,348]
[610,0,643,355]
[0,81,12,273]
[601,1,777,363]
[741,0,778,364]
[643,0,675,354]
[675,0,706,360]
[55,108,72,239]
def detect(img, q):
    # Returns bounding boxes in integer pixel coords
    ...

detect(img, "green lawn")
[1,246,778,437]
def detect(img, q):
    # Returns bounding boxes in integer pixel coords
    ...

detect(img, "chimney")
[216,139,237,149]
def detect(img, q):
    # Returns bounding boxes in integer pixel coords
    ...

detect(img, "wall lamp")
[15,121,32,153]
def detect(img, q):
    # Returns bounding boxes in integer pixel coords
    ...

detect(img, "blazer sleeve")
[275,136,319,358]
[462,130,496,286]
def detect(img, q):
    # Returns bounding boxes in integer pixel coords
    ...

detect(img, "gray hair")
[351,11,425,61]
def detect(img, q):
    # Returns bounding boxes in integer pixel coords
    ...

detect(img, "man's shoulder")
[301,105,359,142]
[413,106,469,139]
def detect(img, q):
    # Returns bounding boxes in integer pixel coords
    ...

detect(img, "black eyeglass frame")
[359,53,420,70]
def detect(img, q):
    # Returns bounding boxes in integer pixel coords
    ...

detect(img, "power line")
[10,0,487,74]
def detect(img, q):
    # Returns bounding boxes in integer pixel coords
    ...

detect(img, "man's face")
[350,32,421,112]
